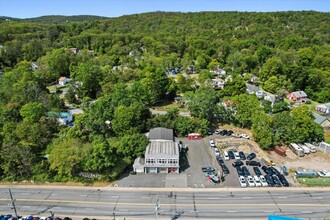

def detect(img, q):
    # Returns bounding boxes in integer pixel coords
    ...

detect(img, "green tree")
[252,112,274,149]
[20,102,45,123]
[48,138,92,177]
[232,94,260,128]
[221,75,246,97]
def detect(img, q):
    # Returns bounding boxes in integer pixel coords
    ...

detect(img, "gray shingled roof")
[148,127,174,141]
[313,112,327,125]
[292,91,307,98]
[246,83,260,93]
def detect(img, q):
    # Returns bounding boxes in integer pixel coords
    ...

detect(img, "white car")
[214,148,220,157]
[254,176,262,187]
[224,151,230,161]
[259,175,268,187]
[240,134,250,139]
[239,176,247,187]
[247,176,255,187]
[234,152,240,160]
[209,139,215,147]
[214,129,221,134]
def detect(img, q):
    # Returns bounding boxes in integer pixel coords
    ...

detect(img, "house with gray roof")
[315,103,330,114]
[287,91,308,102]
[135,127,180,174]
[313,112,330,129]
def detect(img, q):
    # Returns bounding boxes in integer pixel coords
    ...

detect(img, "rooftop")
[146,140,179,156]
[148,127,174,141]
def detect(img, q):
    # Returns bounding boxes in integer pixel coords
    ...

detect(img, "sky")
[0,0,329,19]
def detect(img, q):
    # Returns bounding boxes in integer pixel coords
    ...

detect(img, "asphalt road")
[1,187,330,220]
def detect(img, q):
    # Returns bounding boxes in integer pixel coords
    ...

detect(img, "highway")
[1,187,330,220]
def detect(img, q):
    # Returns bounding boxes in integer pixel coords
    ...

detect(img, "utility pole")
[8,189,18,219]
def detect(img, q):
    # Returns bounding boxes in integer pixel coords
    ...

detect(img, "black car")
[253,166,262,176]
[202,166,215,173]
[262,166,273,175]
[226,130,233,136]
[239,151,246,160]
[228,150,235,159]
[219,130,228,136]
[246,160,261,167]
[272,175,282,187]
[246,152,256,161]
[221,164,230,174]
[236,166,244,176]
[278,174,289,187]
[232,160,243,167]
[265,174,275,187]
[242,166,250,177]
[217,156,225,165]
[269,167,281,176]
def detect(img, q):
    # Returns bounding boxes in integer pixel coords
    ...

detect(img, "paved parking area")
[117,134,293,188]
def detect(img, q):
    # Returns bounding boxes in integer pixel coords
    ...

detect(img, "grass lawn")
[153,101,180,111]
[324,130,330,144]
[297,177,330,187]
[47,85,58,93]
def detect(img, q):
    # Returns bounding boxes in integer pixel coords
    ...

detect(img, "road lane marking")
[226,211,237,213]
[1,198,329,207]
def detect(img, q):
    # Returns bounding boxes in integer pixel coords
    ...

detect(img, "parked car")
[240,134,250,139]
[226,130,233,136]
[278,174,289,187]
[247,176,255,187]
[254,176,262,187]
[217,156,225,165]
[282,165,288,176]
[247,152,256,161]
[246,160,261,167]
[232,160,243,167]
[214,148,220,156]
[272,175,282,187]
[269,167,281,176]
[239,176,247,187]
[253,166,262,176]
[231,133,241,138]
[208,174,220,184]
[202,166,215,173]
[242,166,250,177]
[204,170,217,177]
[221,164,230,174]
[209,139,215,147]
[214,129,221,134]
[228,150,235,159]
[236,166,244,176]
[265,174,275,187]
[239,151,246,160]
[262,166,273,175]
[259,175,268,187]
[234,151,240,160]
[318,170,330,178]
[223,151,230,161]
[219,130,228,136]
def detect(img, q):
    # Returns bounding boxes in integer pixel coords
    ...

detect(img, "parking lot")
[117,130,296,188]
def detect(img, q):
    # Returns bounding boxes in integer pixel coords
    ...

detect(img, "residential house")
[143,127,180,174]
[58,77,70,86]
[210,66,226,76]
[313,112,330,129]
[58,112,73,125]
[69,48,79,54]
[264,94,276,106]
[315,103,330,114]
[246,83,263,98]
[211,78,225,90]
[250,74,259,83]
[287,91,308,102]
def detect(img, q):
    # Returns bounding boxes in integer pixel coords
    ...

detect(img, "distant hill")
[0,15,109,24]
